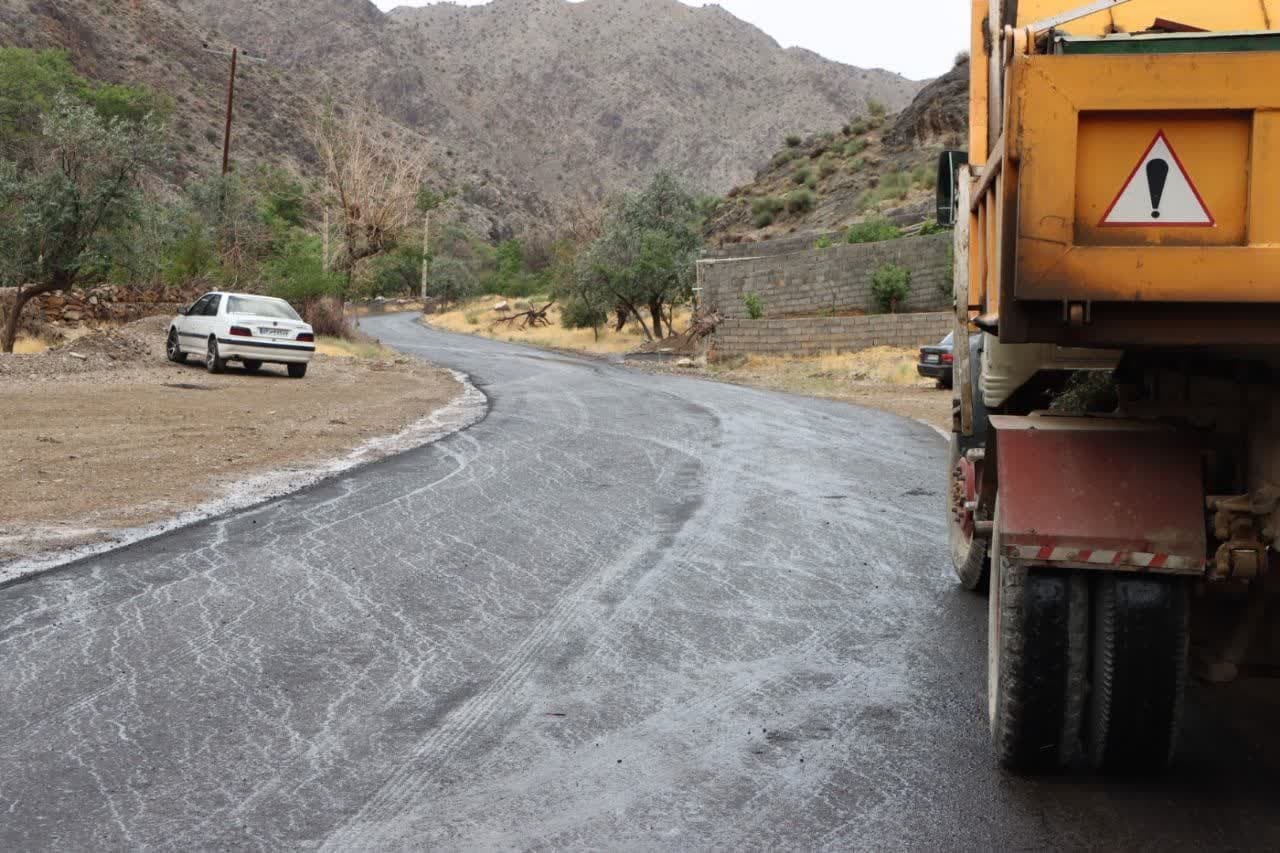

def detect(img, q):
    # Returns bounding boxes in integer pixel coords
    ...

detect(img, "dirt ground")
[694,349,951,431]
[0,316,461,563]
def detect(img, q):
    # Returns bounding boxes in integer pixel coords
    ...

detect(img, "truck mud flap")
[991,415,1206,575]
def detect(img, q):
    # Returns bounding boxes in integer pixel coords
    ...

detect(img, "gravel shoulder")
[0,316,463,565]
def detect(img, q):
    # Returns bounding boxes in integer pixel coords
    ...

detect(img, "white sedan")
[166,291,316,378]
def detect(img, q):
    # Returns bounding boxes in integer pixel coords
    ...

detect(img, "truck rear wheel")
[949,435,988,592]
[989,501,1089,771]
[1086,574,1189,773]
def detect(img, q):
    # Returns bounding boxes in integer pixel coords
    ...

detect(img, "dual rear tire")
[980,499,1189,773]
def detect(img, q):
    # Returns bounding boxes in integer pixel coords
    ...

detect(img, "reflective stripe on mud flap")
[1005,543,1204,573]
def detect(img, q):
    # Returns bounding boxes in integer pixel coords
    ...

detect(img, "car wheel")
[166,329,187,364]
[242,359,263,373]
[287,362,308,379]
[206,337,226,374]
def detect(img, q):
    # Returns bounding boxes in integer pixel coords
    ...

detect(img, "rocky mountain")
[0,0,547,237]
[168,0,923,202]
[705,57,970,247]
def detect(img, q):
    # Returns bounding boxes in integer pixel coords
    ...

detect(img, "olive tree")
[576,172,700,340]
[0,95,163,352]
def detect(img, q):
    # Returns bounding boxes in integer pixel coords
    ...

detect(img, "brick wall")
[713,313,952,358]
[699,232,952,319]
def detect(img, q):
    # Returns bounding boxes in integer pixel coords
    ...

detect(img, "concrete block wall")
[702,230,846,260]
[699,232,951,320]
[713,312,952,358]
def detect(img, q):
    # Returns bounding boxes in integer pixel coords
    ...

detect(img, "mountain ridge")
[175,0,924,204]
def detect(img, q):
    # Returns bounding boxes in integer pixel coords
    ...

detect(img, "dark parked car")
[918,332,954,389]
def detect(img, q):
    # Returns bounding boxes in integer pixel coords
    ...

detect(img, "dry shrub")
[303,297,350,338]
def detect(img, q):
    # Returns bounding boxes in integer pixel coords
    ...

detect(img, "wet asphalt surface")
[4,312,1280,850]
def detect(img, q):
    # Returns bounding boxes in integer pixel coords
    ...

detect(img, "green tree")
[870,263,911,313]
[369,243,423,298]
[0,95,164,351]
[577,172,701,340]
[427,255,476,306]
[0,49,167,159]
[266,232,343,306]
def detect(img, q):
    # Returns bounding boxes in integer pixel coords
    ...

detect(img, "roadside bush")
[772,149,798,168]
[303,296,350,337]
[785,134,803,147]
[845,138,868,157]
[818,158,838,179]
[786,188,816,213]
[752,196,784,228]
[743,292,764,319]
[918,219,946,236]
[867,100,887,118]
[870,263,910,313]
[793,165,813,185]
[850,119,870,136]
[815,235,833,250]
[267,233,343,305]
[846,217,900,244]
[560,294,608,330]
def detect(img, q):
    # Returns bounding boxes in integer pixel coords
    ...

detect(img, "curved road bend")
[2,311,1279,849]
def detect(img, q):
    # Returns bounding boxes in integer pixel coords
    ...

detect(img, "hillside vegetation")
[706,58,969,247]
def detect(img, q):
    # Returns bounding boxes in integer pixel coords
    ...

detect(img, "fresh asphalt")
[3,312,1278,849]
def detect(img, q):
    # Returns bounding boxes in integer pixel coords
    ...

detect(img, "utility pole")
[221,47,238,176]
[323,208,331,272]
[202,43,265,176]
[420,210,431,301]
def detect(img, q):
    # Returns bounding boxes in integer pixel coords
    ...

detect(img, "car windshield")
[941,332,954,346]
[227,296,300,321]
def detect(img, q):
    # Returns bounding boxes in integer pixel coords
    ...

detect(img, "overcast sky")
[372,1,967,80]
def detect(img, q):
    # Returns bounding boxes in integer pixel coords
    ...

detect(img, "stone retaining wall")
[1,284,204,328]
[713,312,952,358]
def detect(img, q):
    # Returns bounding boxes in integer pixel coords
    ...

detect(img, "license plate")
[259,327,290,337]
[925,354,940,364]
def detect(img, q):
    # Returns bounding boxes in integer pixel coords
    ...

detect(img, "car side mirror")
[178,306,188,316]
[936,150,969,228]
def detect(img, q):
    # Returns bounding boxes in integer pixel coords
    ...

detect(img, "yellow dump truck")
[941,0,1280,772]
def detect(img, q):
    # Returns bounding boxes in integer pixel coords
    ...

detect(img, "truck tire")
[1086,574,1189,773]
[989,501,1089,771]
[949,435,989,592]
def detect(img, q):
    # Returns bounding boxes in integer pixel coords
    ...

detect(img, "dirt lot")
[0,316,461,564]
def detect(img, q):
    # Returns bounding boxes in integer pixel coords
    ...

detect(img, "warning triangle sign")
[1099,131,1214,227]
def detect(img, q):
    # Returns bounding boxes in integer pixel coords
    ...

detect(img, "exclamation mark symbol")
[1147,158,1169,220]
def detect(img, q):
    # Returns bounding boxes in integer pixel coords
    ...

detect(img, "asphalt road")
[4,312,1280,850]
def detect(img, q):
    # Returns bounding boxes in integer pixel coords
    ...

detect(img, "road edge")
[0,368,489,590]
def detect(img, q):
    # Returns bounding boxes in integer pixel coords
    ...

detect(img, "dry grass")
[729,347,928,387]
[314,336,397,359]
[425,295,692,356]
[709,346,950,430]
[12,336,49,354]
